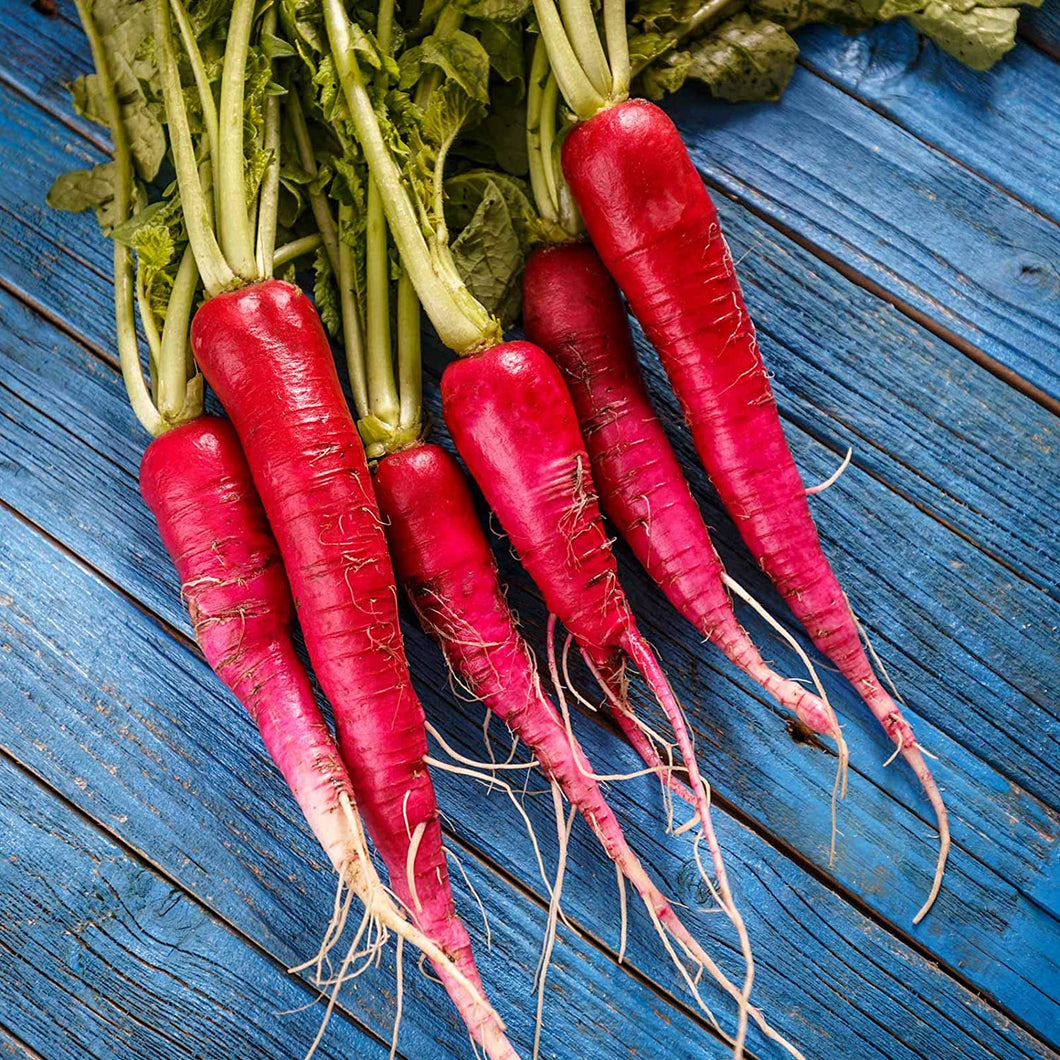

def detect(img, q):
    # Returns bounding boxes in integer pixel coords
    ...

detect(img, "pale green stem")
[365,178,399,425]
[603,0,630,97]
[323,0,498,354]
[364,0,400,425]
[154,0,234,297]
[273,232,324,268]
[157,245,202,423]
[337,202,370,420]
[76,0,160,435]
[135,263,163,393]
[527,37,559,224]
[255,5,282,276]
[377,0,396,52]
[217,0,258,280]
[559,0,612,98]
[168,0,220,219]
[540,74,562,217]
[287,92,341,275]
[532,0,608,120]
[396,271,421,434]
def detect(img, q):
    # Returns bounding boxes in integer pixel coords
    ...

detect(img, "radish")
[522,75,847,753]
[314,8,789,1051]
[375,441,805,1060]
[144,3,515,1054]
[52,8,496,1053]
[530,0,949,921]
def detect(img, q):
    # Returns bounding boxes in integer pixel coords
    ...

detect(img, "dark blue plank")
[1022,2,1060,56]
[2,242,1060,1056]
[799,23,1060,224]
[4,77,1058,833]
[664,67,1060,402]
[1,484,1056,1060]
[0,757,391,1060]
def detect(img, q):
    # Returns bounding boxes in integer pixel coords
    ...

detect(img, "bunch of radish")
[47,0,965,1054]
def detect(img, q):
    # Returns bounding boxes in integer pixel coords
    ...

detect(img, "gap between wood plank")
[5,254,1057,872]
[0,1022,47,1060]
[4,37,1056,417]
[796,56,1060,235]
[777,385,1060,604]
[1,491,1056,1058]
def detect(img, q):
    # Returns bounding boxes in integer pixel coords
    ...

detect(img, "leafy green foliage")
[445,170,537,323]
[455,0,532,22]
[640,14,798,102]
[906,0,1030,69]
[46,162,123,232]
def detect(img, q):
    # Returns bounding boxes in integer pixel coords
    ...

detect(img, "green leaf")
[69,53,166,181]
[907,0,1021,68]
[423,79,486,146]
[262,31,298,58]
[46,162,120,230]
[469,18,526,83]
[446,169,537,247]
[455,0,532,22]
[313,245,341,335]
[456,82,528,174]
[448,175,528,325]
[683,14,799,102]
[748,0,883,30]
[416,29,493,103]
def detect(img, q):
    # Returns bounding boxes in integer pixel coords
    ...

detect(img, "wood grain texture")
[1,441,1057,1060]
[2,0,1056,404]
[1,235,1058,1058]
[0,756,392,1060]
[1022,3,1060,57]
[663,67,1060,401]
[798,21,1060,225]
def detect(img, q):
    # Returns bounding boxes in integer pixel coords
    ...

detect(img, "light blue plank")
[799,23,1060,224]
[2,238,1059,1055]
[663,67,1060,401]
[3,78,1058,828]
[0,502,743,1059]
[0,756,391,1060]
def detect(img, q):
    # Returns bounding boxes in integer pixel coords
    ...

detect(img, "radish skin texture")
[374,442,759,1024]
[189,282,516,1057]
[140,416,352,869]
[522,243,841,743]
[441,342,758,1051]
[562,100,948,920]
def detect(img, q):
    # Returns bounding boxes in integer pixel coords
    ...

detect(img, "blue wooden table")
[0,2,1057,1057]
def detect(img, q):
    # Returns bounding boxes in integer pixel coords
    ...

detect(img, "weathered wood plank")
[3,77,1058,823]
[0,757,393,1060]
[0,504,746,1060]
[5,0,1058,403]
[1,485,1056,1060]
[1022,3,1060,57]
[798,23,1060,225]
[2,245,1059,1056]
[663,68,1060,401]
